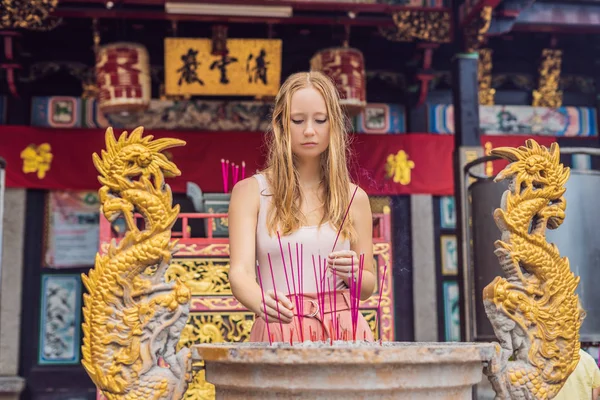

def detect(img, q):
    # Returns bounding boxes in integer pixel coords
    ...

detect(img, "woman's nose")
[304,122,316,135]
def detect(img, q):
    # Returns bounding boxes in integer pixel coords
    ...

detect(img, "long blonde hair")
[263,71,356,242]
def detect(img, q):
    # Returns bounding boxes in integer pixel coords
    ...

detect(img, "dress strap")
[253,173,269,195]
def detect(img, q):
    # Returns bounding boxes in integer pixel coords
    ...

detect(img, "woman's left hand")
[327,250,360,280]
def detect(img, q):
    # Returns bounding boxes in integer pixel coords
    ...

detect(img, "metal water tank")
[467,151,600,343]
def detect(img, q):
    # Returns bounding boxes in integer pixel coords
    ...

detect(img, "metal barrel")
[0,157,5,296]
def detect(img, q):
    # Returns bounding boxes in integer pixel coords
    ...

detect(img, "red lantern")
[310,47,366,116]
[95,42,151,114]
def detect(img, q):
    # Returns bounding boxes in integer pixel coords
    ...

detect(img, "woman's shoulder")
[230,176,261,208]
[349,183,371,213]
[349,183,369,202]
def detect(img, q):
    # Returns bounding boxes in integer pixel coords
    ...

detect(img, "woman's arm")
[228,177,263,314]
[228,177,293,322]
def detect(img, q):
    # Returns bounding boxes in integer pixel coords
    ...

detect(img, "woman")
[228,71,376,343]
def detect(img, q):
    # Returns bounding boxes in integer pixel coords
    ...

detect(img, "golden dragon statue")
[483,139,584,399]
[81,127,192,399]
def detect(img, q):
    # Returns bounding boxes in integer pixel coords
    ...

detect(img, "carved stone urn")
[192,341,498,399]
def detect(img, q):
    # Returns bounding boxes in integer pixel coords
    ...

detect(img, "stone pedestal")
[192,342,497,399]
[0,376,25,400]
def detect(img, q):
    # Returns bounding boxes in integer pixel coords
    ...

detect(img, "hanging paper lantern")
[310,47,366,116]
[95,42,151,114]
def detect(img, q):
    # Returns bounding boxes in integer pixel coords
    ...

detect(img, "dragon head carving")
[92,126,185,192]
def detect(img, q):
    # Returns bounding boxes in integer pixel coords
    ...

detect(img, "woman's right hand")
[258,290,295,324]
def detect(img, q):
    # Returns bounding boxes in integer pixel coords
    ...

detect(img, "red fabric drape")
[0,126,559,195]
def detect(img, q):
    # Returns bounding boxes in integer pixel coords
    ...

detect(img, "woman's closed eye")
[292,119,304,125]
[315,118,327,124]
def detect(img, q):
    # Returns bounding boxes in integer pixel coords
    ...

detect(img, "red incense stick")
[267,253,285,340]
[349,257,357,341]
[224,159,230,193]
[232,163,240,185]
[289,243,304,342]
[256,265,272,345]
[241,161,246,179]
[297,244,303,328]
[327,277,335,340]
[376,264,388,345]
[220,159,227,193]
[276,233,301,339]
[287,242,304,341]
[331,185,359,252]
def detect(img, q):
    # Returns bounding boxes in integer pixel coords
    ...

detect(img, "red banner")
[0,126,558,196]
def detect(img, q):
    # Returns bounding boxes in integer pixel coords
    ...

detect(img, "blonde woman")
[228,71,376,343]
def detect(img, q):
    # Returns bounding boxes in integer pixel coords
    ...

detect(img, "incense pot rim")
[192,341,498,365]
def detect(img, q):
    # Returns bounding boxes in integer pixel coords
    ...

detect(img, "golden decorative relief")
[361,309,379,339]
[167,258,232,296]
[532,49,563,108]
[183,368,215,400]
[478,48,495,106]
[179,312,254,349]
[175,243,230,257]
[379,10,451,43]
[465,6,492,53]
[1,0,61,30]
[369,196,391,214]
[190,297,245,312]
[483,140,583,399]
[81,127,191,399]
[179,312,255,400]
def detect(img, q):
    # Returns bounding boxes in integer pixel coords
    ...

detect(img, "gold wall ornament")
[478,48,495,106]
[464,6,492,53]
[20,143,52,179]
[532,49,563,108]
[379,10,451,43]
[167,258,232,296]
[385,150,415,185]
[1,0,61,30]
[483,140,583,399]
[81,127,192,400]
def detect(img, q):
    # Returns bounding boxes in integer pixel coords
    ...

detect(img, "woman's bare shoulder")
[231,176,260,197]
[230,177,261,212]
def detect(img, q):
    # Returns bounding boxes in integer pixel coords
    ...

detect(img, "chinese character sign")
[95,42,151,114]
[164,38,282,97]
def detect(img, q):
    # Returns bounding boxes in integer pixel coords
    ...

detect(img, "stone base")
[193,341,498,400]
[0,376,25,400]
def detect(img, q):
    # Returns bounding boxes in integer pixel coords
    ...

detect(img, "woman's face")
[289,86,330,160]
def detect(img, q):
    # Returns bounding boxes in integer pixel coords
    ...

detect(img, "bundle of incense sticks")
[349,254,365,341]
[220,159,246,193]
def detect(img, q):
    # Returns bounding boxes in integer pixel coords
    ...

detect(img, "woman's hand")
[327,250,361,280]
[258,290,295,324]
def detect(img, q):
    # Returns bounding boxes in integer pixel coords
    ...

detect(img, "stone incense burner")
[192,341,498,399]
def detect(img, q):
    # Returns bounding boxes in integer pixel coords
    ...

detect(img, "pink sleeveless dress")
[249,173,374,343]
